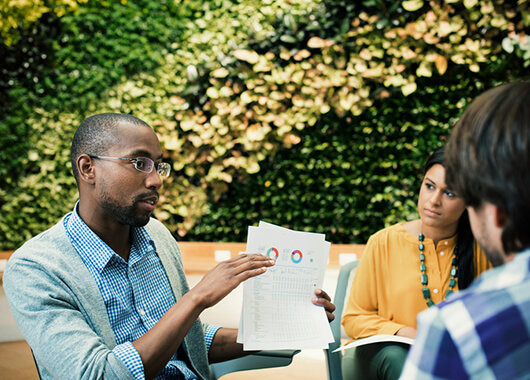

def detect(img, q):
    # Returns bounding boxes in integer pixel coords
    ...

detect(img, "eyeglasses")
[88,155,171,177]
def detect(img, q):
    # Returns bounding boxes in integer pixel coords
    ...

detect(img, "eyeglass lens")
[135,157,171,177]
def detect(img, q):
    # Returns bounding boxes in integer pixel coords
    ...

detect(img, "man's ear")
[493,204,507,229]
[77,154,96,185]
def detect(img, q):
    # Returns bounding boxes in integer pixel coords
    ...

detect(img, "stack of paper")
[333,335,415,352]
[237,221,334,350]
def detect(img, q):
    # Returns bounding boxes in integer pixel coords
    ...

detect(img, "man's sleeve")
[111,325,221,379]
[204,324,222,351]
[112,343,146,380]
[399,307,468,379]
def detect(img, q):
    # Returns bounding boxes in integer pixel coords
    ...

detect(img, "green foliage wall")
[175,0,530,243]
[1,0,194,248]
[1,0,528,249]
[184,70,520,244]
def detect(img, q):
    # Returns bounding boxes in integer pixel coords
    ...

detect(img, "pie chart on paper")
[291,250,303,264]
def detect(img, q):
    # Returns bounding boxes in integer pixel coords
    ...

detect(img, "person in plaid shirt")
[400,81,530,379]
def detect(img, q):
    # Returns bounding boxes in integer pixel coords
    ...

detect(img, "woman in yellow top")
[341,146,492,380]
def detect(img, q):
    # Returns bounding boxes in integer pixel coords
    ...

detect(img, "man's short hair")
[445,81,530,253]
[70,113,151,181]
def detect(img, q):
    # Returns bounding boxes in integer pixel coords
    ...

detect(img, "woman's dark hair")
[424,146,475,290]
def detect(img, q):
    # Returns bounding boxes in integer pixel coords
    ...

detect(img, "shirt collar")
[65,202,156,273]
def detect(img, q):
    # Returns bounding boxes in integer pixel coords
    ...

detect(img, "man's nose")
[146,169,163,190]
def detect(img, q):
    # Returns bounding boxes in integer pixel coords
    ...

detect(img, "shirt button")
[445,241,448,245]
[139,309,146,316]
[440,251,444,256]
[433,289,439,294]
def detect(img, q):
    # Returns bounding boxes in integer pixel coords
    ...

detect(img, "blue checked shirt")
[400,249,530,380]
[65,206,220,379]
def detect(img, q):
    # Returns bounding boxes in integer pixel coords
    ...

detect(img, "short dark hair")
[70,113,151,181]
[424,146,474,289]
[445,81,530,253]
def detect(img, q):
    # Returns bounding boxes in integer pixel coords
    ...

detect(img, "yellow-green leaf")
[402,82,417,96]
[416,61,432,77]
[464,0,478,9]
[307,37,333,48]
[233,49,260,64]
[206,87,219,99]
[435,55,448,75]
[402,0,424,12]
[211,67,229,78]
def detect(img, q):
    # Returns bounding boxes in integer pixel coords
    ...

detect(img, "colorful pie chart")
[291,250,303,263]
[267,247,279,259]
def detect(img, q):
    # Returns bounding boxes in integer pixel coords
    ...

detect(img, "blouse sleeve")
[341,232,406,340]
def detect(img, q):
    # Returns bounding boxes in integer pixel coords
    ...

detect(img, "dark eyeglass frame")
[88,155,171,177]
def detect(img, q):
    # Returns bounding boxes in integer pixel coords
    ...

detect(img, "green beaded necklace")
[419,233,458,307]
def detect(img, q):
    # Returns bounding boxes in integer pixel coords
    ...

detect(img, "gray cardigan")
[3,216,211,379]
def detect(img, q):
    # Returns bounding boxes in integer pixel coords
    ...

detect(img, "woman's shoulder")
[361,223,416,262]
[363,224,406,255]
[369,222,410,241]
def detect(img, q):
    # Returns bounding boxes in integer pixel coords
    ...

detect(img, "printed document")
[333,335,415,352]
[237,221,334,350]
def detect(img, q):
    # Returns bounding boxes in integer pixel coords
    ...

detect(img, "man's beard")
[472,212,505,267]
[482,245,506,267]
[100,193,151,227]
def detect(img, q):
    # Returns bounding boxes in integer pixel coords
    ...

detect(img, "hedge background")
[1,0,529,250]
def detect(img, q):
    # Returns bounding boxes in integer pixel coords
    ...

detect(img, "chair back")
[210,349,300,379]
[324,259,360,380]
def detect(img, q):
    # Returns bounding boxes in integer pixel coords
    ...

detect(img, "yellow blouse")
[341,223,492,341]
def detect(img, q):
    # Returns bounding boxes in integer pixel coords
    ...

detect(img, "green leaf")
[280,35,298,44]
[402,0,424,12]
[502,37,515,53]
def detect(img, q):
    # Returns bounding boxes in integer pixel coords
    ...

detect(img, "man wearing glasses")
[4,113,335,379]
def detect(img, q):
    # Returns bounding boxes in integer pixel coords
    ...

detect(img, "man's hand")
[132,253,273,378]
[312,288,336,322]
[191,253,275,309]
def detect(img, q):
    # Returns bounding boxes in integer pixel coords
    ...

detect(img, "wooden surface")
[0,251,10,284]
[1,242,365,275]
[0,340,39,379]
[0,251,12,260]
[178,242,366,274]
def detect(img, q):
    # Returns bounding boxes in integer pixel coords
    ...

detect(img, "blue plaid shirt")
[65,206,220,379]
[400,249,530,379]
